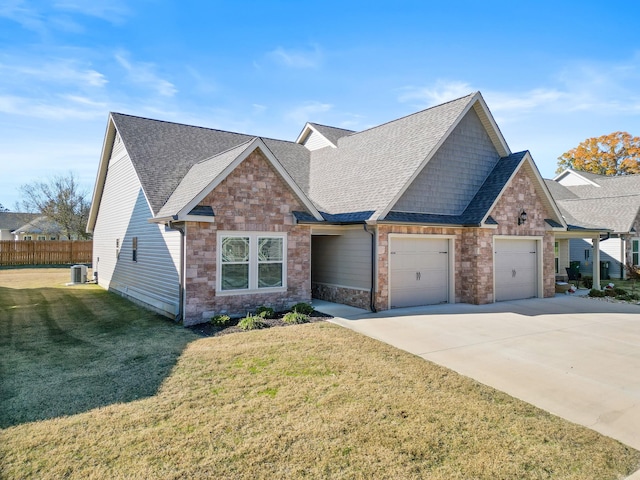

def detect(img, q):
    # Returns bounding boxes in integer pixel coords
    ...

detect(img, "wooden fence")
[0,240,92,266]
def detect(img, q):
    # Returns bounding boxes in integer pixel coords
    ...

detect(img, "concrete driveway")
[316,295,640,452]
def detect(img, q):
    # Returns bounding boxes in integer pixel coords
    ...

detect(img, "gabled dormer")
[554,168,602,187]
[296,122,354,151]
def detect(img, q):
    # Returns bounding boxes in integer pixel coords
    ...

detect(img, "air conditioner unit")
[70,265,88,284]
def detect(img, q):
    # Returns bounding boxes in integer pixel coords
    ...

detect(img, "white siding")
[569,237,623,279]
[93,145,181,317]
[393,108,500,215]
[302,129,333,151]
[311,227,371,289]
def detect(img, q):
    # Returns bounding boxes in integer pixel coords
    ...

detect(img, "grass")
[1,269,639,479]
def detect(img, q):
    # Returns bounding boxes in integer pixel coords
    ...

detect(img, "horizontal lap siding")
[312,227,371,290]
[93,141,181,317]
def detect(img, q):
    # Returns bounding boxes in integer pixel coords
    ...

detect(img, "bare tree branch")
[18,173,91,240]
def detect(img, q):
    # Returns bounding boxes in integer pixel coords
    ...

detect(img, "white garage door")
[495,239,538,302]
[390,237,449,308]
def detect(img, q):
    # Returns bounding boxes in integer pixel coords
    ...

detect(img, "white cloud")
[285,101,332,124]
[53,0,131,23]
[398,80,474,107]
[268,45,323,69]
[0,0,46,34]
[0,58,108,88]
[0,94,105,119]
[115,51,177,97]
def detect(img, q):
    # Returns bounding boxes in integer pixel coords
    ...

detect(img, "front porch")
[555,230,609,290]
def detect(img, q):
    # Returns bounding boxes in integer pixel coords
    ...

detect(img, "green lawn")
[1,269,639,479]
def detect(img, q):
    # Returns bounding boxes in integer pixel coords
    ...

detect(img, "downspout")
[363,224,377,312]
[167,220,185,322]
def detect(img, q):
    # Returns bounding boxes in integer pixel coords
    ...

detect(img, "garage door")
[495,239,537,302]
[390,237,449,308]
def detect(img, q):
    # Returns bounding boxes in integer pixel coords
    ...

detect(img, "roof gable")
[296,122,354,150]
[554,168,602,187]
[308,93,488,217]
[155,138,322,222]
[548,171,640,233]
[0,212,38,230]
[390,106,502,216]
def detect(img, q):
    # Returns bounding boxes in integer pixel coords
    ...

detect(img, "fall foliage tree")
[556,131,640,176]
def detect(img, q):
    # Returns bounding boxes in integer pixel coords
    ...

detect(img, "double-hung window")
[633,239,639,266]
[218,232,286,293]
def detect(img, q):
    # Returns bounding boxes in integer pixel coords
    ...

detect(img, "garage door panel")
[390,237,449,308]
[495,239,537,302]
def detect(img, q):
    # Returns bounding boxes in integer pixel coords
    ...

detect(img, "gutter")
[363,224,377,312]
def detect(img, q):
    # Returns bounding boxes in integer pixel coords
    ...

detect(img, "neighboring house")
[88,92,579,326]
[11,216,66,241]
[0,212,38,240]
[547,169,640,280]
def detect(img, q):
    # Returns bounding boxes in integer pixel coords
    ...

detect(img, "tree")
[18,173,91,240]
[556,131,640,176]
[0,204,8,212]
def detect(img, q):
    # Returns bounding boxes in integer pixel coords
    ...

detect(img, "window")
[633,239,639,266]
[132,237,138,262]
[218,232,286,293]
[554,241,559,274]
[37,235,46,241]
[23,235,32,241]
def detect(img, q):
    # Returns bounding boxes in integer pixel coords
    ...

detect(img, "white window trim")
[632,238,640,266]
[216,231,287,296]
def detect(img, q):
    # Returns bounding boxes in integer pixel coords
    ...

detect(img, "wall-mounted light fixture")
[518,210,527,225]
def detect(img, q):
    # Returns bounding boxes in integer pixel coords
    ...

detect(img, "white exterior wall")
[569,237,623,279]
[311,226,371,290]
[302,129,333,151]
[92,137,182,317]
[393,108,500,215]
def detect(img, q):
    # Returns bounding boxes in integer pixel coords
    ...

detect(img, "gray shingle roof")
[308,93,477,216]
[383,152,526,226]
[11,216,62,234]
[112,113,256,215]
[111,113,311,216]
[308,123,354,146]
[0,212,38,230]
[108,92,548,228]
[548,173,640,233]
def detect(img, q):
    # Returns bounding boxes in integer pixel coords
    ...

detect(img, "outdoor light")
[518,210,527,225]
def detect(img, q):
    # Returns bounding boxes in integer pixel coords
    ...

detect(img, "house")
[0,212,38,240]
[11,216,66,241]
[88,92,579,326]
[546,169,640,280]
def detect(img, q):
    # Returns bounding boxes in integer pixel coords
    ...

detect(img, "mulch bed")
[187,310,333,337]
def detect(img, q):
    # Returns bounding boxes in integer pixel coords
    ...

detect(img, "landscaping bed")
[187,309,333,337]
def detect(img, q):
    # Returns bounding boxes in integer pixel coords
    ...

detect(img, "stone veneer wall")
[311,283,371,310]
[375,225,464,311]
[183,149,312,325]
[488,166,556,299]
[375,166,557,310]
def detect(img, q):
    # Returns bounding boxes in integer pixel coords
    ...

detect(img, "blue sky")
[1,0,639,209]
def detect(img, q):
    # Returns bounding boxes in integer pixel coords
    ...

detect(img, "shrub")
[238,314,267,331]
[283,311,310,324]
[617,292,640,301]
[291,302,314,315]
[588,288,605,298]
[255,306,275,319]
[613,287,627,296]
[604,288,616,297]
[582,276,593,289]
[210,314,231,327]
